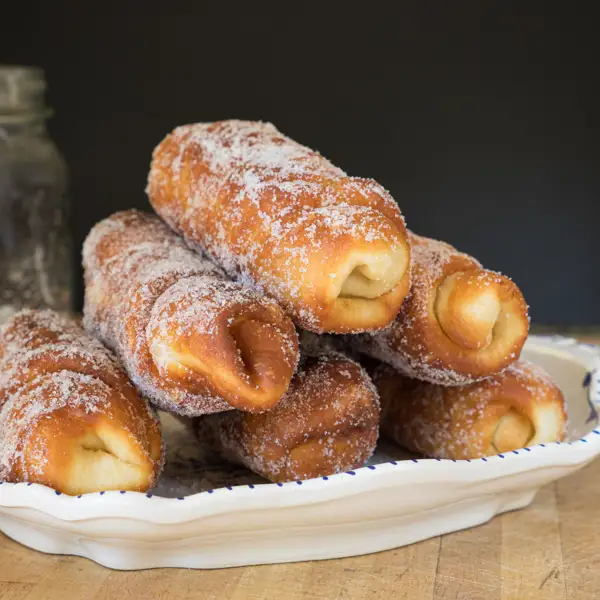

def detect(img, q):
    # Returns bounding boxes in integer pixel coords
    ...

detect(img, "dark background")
[1,3,598,325]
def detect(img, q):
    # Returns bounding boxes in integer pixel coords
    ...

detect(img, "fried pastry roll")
[147,120,411,334]
[83,210,299,417]
[372,360,566,459]
[0,309,163,495]
[194,353,380,482]
[352,233,529,385]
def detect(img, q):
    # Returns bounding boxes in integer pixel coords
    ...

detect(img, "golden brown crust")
[373,360,566,459]
[0,310,163,495]
[352,233,529,385]
[146,120,411,334]
[194,354,380,482]
[83,210,299,416]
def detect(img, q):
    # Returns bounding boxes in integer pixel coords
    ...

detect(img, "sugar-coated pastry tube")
[83,210,299,417]
[147,120,411,334]
[194,353,380,482]
[372,360,566,459]
[351,232,529,385]
[0,310,163,496]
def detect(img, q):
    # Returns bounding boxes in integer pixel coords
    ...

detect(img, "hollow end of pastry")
[488,386,566,456]
[226,316,299,412]
[323,244,411,333]
[336,245,409,300]
[490,409,535,453]
[434,270,522,351]
[148,309,298,413]
[39,421,158,496]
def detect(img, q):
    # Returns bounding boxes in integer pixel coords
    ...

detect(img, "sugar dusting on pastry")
[349,232,528,385]
[147,120,410,333]
[0,309,122,401]
[195,352,380,482]
[0,371,112,479]
[83,210,299,416]
[0,309,163,490]
[374,360,566,460]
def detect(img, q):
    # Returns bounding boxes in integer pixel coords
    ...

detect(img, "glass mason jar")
[0,66,71,323]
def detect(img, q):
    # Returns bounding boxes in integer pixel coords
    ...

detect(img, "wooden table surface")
[1,334,599,600]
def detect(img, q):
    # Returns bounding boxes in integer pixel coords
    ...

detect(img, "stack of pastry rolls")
[0,119,566,496]
[83,209,300,417]
[80,207,382,483]
[347,232,566,459]
[141,119,563,469]
[0,205,381,493]
[80,119,408,486]
[351,232,530,386]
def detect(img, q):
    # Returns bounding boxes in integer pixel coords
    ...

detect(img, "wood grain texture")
[0,335,598,600]
[501,484,566,600]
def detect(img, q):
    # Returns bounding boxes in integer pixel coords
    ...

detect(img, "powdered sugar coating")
[0,309,163,487]
[195,352,380,482]
[374,360,566,460]
[349,232,528,385]
[83,210,299,417]
[147,120,409,332]
[149,276,288,343]
[0,372,111,480]
[0,309,126,403]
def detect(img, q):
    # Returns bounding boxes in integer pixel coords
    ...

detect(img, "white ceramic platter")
[1,335,599,570]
